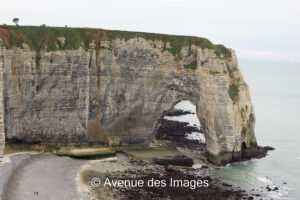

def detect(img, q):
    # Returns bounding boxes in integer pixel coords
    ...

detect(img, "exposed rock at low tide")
[156,119,204,150]
[156,118,274,165]
[153,155,194,167]
[241,145,275,161]
[165,109,195,117]
[81,160,254,200]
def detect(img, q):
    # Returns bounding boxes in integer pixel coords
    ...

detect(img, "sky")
[1,0,300,62]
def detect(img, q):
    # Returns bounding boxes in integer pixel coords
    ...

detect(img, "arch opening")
[156,100,206,153]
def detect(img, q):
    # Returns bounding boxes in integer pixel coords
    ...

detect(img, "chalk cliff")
[0,26,257,165]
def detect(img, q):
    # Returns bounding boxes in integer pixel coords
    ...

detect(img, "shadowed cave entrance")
[156,101,207,155]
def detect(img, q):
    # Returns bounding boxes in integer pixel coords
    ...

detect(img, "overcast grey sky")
[1,0,300,62]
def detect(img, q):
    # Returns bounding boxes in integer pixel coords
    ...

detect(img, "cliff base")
[208,146,275,166]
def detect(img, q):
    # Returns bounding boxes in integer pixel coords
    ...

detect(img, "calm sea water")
[171,60,300,199]
[213,60,300,200]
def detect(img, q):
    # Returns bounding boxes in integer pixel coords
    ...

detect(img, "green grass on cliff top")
[0,25,231,58]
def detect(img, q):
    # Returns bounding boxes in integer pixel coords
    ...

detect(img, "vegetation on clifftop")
[0,25,231,58]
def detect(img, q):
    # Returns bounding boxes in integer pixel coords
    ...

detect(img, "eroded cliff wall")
[0,40,5,169]
[0,26,257,165]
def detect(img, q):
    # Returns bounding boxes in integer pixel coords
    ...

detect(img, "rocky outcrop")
[0,26,257,165]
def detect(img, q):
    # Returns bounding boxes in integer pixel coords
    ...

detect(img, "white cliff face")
[0,35,257,165]
[0,39,5,169]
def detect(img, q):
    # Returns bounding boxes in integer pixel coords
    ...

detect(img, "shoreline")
[0,152,257,200]
[78,154,254,200]
[0,145,281,200]
[0,109,275,199]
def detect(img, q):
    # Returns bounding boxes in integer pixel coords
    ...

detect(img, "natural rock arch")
[0,27,257,165]
[155,100,206,148]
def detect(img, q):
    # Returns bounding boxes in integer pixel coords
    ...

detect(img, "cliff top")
[0,25,231,58]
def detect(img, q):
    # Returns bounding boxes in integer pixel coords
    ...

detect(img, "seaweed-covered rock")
[153,155,194,167]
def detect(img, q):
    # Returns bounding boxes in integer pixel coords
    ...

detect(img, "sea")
[166,59,300,200]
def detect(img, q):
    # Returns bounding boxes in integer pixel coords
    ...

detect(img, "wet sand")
[0,153,89,200]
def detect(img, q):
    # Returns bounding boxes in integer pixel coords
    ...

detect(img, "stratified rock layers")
[0,43,5,169]
[0,27,257,165]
